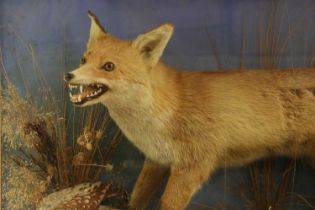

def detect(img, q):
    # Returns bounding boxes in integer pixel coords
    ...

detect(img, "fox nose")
[64,73,74,82]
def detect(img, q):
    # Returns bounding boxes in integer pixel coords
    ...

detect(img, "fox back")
[65,12,315,210]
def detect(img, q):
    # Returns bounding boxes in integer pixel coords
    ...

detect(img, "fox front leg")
[129,158,169,210]
[158,162,215,210]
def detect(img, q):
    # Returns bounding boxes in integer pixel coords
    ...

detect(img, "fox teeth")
[80,85,83,93]
[78,95,82,102]
[69,92,72,97]
[69,84,78,90]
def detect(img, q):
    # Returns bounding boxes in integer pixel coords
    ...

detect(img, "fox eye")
[80,57,86,65]
[102,62,115,71]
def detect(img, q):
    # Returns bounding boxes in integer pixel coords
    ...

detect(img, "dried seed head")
[86,142,93,151]
[84,132,93,142]
[73,152,85,165]
[83,127,93,142]
[77,135,85,146]
[83,127,91,135]
[104,164,113,172]
[77,152,85,159]
[95,130,103,141]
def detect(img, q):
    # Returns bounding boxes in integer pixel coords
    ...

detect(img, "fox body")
[65,12,315,210]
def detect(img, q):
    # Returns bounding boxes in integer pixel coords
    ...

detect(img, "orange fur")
[66,12,315,210]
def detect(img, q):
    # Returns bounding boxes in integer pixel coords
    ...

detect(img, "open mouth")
[68,83,108,105]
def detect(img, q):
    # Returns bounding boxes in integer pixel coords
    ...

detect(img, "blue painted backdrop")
[1,0,315,209]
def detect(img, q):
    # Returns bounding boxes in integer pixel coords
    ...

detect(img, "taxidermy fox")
[64,11,315,210]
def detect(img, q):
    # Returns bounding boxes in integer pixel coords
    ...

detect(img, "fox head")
[65,11,174,108]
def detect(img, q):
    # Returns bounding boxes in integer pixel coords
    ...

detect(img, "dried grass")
[242,160,314,210]
[1,81,58,209]
[0,29,125,209]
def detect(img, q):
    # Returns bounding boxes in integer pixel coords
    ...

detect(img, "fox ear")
[132,24,174,68]
[87,11,107,48]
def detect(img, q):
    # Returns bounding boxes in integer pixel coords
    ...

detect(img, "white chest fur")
[108,107,174,165]
[103,81,175,165]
